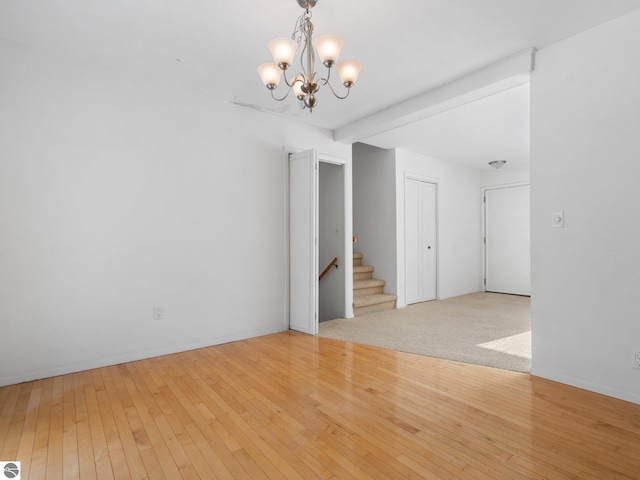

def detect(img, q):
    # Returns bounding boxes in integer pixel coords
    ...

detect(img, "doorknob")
[427,246,431,250]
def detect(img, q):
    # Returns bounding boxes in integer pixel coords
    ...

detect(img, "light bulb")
[268,38,297,69]
[336,60,362,87]
[292,75,306,99]
[257,63,282,89]
[314,35,344,67]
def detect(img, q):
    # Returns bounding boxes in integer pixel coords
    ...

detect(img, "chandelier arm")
[282,68,294,88]
[270,85,294,102]
[319,66,332,86]
[321,79,351,100]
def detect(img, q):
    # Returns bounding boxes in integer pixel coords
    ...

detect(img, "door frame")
[283,147,352,334]
[481,182,530,294]
[318,154,354,322]
[402,173,440,306]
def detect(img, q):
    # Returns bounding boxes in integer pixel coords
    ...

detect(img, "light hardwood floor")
[1,332,639,479]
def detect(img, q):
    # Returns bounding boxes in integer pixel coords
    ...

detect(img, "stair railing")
[319,257,338,281]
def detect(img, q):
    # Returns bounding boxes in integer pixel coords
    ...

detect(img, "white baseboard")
[0,326,286,387]
[530,367,640,406]
[395,289,483,308]
[438,289,483,300]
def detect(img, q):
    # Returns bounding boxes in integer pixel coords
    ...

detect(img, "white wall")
[319,162,345,321]
[530,9,640,404]
[0,39,350,386]
[395,150,483,305]
[352,143,398,295]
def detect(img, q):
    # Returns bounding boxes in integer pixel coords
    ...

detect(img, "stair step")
[353,252,363,266]
[353,265,374,280]
[353,278,386,296]
[353,293,397,316]
[353,293,397,308]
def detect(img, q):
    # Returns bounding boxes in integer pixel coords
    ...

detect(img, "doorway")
[319,162,346,321]
[287,149,352,335]
[405,178,438,305]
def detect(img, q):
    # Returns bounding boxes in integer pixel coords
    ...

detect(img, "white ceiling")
[2,0,640,169]
[363,83,531,169]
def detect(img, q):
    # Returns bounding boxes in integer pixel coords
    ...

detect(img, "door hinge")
[483,237,486,244]
[483,196,486,203]
[484,278,487,285]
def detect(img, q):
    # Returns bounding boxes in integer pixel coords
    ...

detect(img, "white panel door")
[421,182,437,300]
[289,150,318,334]
[405,180,421,304]
[485,185,530,296]
[405,179,437,304]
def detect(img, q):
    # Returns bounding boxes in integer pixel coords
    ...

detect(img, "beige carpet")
[319,292,531,372]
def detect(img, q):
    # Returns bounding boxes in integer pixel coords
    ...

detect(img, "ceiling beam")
[333,48,536,145]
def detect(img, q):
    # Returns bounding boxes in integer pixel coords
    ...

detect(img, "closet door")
[405,179,437,305]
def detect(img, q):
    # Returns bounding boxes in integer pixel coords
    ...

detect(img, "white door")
[289,150,318,334]
[485,185,530,296]
[405,179,437,304]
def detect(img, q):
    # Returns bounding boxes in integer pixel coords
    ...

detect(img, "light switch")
[552,211,564,228]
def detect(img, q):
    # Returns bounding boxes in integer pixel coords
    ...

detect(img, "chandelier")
[257,0,362,112]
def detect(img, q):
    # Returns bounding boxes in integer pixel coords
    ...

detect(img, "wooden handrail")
[319,257,338,281]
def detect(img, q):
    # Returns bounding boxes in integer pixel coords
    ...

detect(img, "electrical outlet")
[634,351,640,369]
[153,306,164,320]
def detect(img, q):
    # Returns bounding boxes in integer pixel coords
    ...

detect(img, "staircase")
[353,253,397,316]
